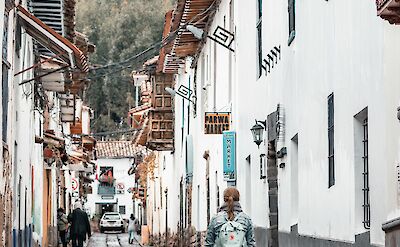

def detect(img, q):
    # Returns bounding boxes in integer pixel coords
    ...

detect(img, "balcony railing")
[98,185,115,195]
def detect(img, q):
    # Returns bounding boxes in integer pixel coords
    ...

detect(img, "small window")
[288,0,296,45]
[3,11,9,61]
[119,205,126,215]
[257,0,263,78]
[2,63,9,142]
[328,93,334,187]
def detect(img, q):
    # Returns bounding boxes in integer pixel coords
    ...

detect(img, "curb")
[134,236,145,247]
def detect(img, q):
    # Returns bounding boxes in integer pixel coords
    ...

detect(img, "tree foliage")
[76,0,173,134]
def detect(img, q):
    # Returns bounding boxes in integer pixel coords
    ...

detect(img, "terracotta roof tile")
[96,141,143,158]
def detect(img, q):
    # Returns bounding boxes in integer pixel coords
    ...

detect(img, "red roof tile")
[96,141,143,158]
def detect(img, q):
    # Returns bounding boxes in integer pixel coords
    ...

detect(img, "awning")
[16,5,89,73]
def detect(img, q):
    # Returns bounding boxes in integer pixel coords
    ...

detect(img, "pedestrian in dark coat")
[68,202,91,247]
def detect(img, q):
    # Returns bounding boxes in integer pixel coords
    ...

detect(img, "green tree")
[76,0,173,134]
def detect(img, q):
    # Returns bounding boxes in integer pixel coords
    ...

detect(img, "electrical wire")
[87,0,217,78]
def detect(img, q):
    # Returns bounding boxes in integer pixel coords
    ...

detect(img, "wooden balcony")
[377,0,400,24]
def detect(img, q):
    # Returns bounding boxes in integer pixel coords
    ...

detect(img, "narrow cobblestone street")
[87,233,142,247]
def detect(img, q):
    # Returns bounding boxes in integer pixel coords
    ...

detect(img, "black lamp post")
[251,119,267,148]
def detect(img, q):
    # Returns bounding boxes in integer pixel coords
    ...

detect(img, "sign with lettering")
[204,112,231,134]
[223,131,236,181]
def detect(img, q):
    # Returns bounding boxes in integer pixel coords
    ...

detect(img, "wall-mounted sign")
[116,183,125,190]
[223,131,236,181]
[116,183,125,194]
[204,112,231,134]
[101,195,114,200]
[71,178,79,191]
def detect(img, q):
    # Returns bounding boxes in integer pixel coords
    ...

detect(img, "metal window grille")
[362,118,370,229]
[3,11,9,61]
[257,0,263,78]
[2,63,9,142]
[288,0,296,45]
[328,93,335,187]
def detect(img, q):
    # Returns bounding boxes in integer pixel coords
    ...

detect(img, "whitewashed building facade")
[1,0,95,246]
[136,0,400,247]
[86,141,142,221]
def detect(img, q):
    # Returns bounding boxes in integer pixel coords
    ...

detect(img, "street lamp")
[250,119,267,148]
[165,87,176,97]
[186,25,204,39]
[186,25,235,52]
[165,86,196,104]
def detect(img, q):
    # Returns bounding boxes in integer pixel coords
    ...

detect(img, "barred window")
[257,0,263,78]
[288,0,296,45]
[328,93,334,187]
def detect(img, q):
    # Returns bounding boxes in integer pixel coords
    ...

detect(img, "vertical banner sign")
[223,131,236,181]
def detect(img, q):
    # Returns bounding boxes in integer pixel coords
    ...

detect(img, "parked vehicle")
[99,212,125,233]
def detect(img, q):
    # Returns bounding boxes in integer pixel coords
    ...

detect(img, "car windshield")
[103,214,120,220]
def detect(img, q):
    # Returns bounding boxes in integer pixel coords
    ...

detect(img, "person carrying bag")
[205,187,256,247]
[57,208,69,247]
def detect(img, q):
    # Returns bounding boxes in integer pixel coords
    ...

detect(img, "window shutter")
[288,0,295,34]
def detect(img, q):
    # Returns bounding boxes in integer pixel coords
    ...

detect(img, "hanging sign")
[223,131,236,181]
[204,112,231,134]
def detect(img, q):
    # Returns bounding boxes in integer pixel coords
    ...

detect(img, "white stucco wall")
[234,0,400,246]
[10,6,36,239]
[147,1,400,246]
[86,157,136,220]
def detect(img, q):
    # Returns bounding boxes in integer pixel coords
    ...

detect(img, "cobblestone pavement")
[86,232,142,247]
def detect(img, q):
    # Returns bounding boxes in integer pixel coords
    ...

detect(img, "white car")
[99,212,125,233]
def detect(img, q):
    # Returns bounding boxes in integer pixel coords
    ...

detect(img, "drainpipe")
[164,188,168,247]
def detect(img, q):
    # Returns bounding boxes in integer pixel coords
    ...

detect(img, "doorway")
[267,140,279,247]
[97,203,116,217]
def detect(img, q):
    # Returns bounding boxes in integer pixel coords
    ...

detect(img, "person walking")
[205,187,256,247]
[57,208,69,247]
[68,202,91,247]
[127,214,139,244]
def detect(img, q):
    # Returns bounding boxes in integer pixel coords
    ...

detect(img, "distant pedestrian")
[205,187,256,247]
[57,208,68,247]
[128,214,139,244]
[68,202,92,247]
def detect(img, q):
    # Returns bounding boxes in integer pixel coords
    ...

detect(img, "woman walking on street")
[205,187,256,247]
[57,208,68,247]
[128,214,138,244]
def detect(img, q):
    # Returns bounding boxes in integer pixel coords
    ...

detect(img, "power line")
[90,128,141,136]
[87,1,217,78]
